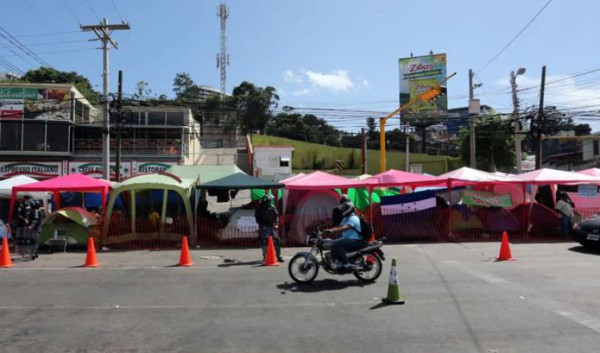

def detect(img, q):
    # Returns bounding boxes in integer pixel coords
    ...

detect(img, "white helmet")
[339,201,355,217]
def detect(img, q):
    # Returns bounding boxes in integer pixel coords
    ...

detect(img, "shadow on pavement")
[218,259,263,268]
[277,279,369,293]
[568,245,600,255]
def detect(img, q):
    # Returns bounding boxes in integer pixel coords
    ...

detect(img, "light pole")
[510,67,526,174]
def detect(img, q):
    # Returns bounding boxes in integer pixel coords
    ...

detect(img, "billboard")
[399,53,447,117]
[133,161,177,175]
[68,161,132,180]
[0,161,63,179]
[0,87,71,121]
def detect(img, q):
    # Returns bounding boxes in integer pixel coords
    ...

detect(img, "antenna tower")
[217,2,229,95]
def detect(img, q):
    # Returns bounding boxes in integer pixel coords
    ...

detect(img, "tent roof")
[516,168,600,184]
[279,173,306,183]
[198,172,284,190]
[577,168,600,177]
[282,171,366,190]
[13,173,112,192]
[0,175,41,198]
[42,206,99,228]
[361,169,445,188]
[113,172,197,191]
[440,167,519,184]
[167,165,244,185]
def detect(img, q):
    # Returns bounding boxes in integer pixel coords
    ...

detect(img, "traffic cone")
[83,236,99,268]
[496,231,515,261]
[263,236,279,266]
[0,237,13,268]
[382,258,404,305]
[178,236,193,267]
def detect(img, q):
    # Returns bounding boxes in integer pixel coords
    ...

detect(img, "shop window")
[166,111,184,126]
[280,157,290,167]
[23,121,46,151]
[147,111,165,125]
[0,120,22,151]
[46,121,69,152]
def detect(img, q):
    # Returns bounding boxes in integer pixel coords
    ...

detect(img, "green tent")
[198,172,284,190]
[103,172,197,246]
[41,207,100,247]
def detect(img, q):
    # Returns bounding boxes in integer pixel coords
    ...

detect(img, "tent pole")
[447,180,453,240]
[160,189,168,238]
[131,190,136,235]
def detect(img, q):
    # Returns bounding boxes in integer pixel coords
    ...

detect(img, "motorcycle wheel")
[353,254,382,283]
[288,254,319,284]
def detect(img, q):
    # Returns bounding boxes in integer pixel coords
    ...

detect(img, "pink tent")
[576,168,600,177]
[9,174,112,221]
[360,169,446,189]
[440,167,520,184]
[282,171,365,190]
[515,168,600,184]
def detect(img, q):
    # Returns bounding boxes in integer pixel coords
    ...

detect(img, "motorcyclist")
[325,201,365,271]
[255,194,284,263]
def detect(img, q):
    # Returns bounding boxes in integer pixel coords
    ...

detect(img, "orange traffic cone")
[263,236,279,266]
[178,236,193,267]
[0,237,14,268]
[496,231,515,261]
[84,236,99,267]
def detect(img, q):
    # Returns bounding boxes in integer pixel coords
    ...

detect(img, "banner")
[0,87,71,121]
[68,161,132,179]
[380,190,437,215]
[0,161,62,178]
[133,161,177,175]
[462,190,512,208]
[578,184,598,197]
[399,53,447,117]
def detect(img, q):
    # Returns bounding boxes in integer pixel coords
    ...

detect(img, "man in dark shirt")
[255,194,284,263]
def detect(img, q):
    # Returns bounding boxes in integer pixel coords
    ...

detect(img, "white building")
[253,146,294,180]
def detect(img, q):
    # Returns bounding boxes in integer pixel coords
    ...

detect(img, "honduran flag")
[380,190,437,215]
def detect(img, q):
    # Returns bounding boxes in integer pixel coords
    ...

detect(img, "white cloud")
[293,88,312,96]
[283,70,303,84]
[305,70,354,92]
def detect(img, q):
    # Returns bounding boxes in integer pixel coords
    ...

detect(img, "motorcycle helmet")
[261,194,275,205]
[339,201,355,217]
[339,194,350,205]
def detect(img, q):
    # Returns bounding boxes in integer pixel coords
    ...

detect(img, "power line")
[0,26,51,67]
[84,0,102,21]
[110,0,125,22]
[477,0,554,74]
[60,0,83,24]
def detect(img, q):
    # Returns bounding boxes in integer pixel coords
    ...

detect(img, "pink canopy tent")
[9,174,112,221]
[576,168,600,177]
[440,167,520,185]
[282,171,366,190]
[360,169,446,189]
[515,168,600,185]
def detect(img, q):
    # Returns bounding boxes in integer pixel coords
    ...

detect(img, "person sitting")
[325,201,365,271]
[148,208,160,229]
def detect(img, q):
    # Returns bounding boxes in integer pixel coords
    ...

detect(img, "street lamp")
[510,67,526,173]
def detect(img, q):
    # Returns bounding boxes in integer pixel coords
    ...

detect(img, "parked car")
[573,215,600,251]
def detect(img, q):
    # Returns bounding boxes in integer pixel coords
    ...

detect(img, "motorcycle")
[288,227,385,284]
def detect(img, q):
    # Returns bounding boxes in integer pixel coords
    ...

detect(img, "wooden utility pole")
[81,19,130,180]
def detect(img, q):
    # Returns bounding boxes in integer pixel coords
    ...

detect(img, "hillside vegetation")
[252,135,461,175]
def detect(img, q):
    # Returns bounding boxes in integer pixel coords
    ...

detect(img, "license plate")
[587,234,600,241]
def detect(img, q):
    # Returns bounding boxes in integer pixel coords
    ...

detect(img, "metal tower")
[217,2,229,95]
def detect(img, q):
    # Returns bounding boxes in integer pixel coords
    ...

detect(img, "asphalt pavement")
[1,241,600,353]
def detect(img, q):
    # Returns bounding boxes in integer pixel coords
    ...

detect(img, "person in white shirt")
[555,192,575,240]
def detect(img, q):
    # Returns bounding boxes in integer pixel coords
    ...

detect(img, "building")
[446,105,494,137]
[0,83,202,180]
[252,145,294,180]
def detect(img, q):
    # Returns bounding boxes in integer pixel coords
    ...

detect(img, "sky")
[2,0,600,131]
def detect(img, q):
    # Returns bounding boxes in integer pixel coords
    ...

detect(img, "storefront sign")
[0,161,62,178]
[68,161,132,179]
[134,161,177,175]
[0,87,71,121]
[462,190,512,208]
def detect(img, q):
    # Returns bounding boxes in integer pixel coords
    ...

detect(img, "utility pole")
[510,68,526,174]
[535,66,546,169]
[81,18,130,180]
[361,128,367,174]
[217,2,229,95]
[468,69,480,169]
[115,70,123,182]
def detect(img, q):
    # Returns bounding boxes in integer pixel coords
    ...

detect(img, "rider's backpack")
[353,216,373,240]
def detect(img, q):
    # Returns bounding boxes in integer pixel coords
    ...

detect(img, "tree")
[134,80,151,100]
[227,81,279,133]
[173,72,201,102]
[460,114,515,171]
[20,67,99,105]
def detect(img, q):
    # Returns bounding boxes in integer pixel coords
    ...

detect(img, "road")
[1,241,600,352]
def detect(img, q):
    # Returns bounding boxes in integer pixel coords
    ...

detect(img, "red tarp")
[9,174,112,220]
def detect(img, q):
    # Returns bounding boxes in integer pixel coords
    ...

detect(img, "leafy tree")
[173,72,201,102]
[134,80,151,100]
[20,67,99,105]
[367,117,378,141]
[227,81,279,133]
[460,114,515,171]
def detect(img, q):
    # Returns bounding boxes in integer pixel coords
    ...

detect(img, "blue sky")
[2,0,600,131]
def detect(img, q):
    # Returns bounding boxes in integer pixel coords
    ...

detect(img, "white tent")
[0,175,41,199]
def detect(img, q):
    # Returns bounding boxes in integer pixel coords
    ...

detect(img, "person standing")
[16,195,35,258]
[254,194,284,263]
[555,192,575,240]
[29,201,42,260]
